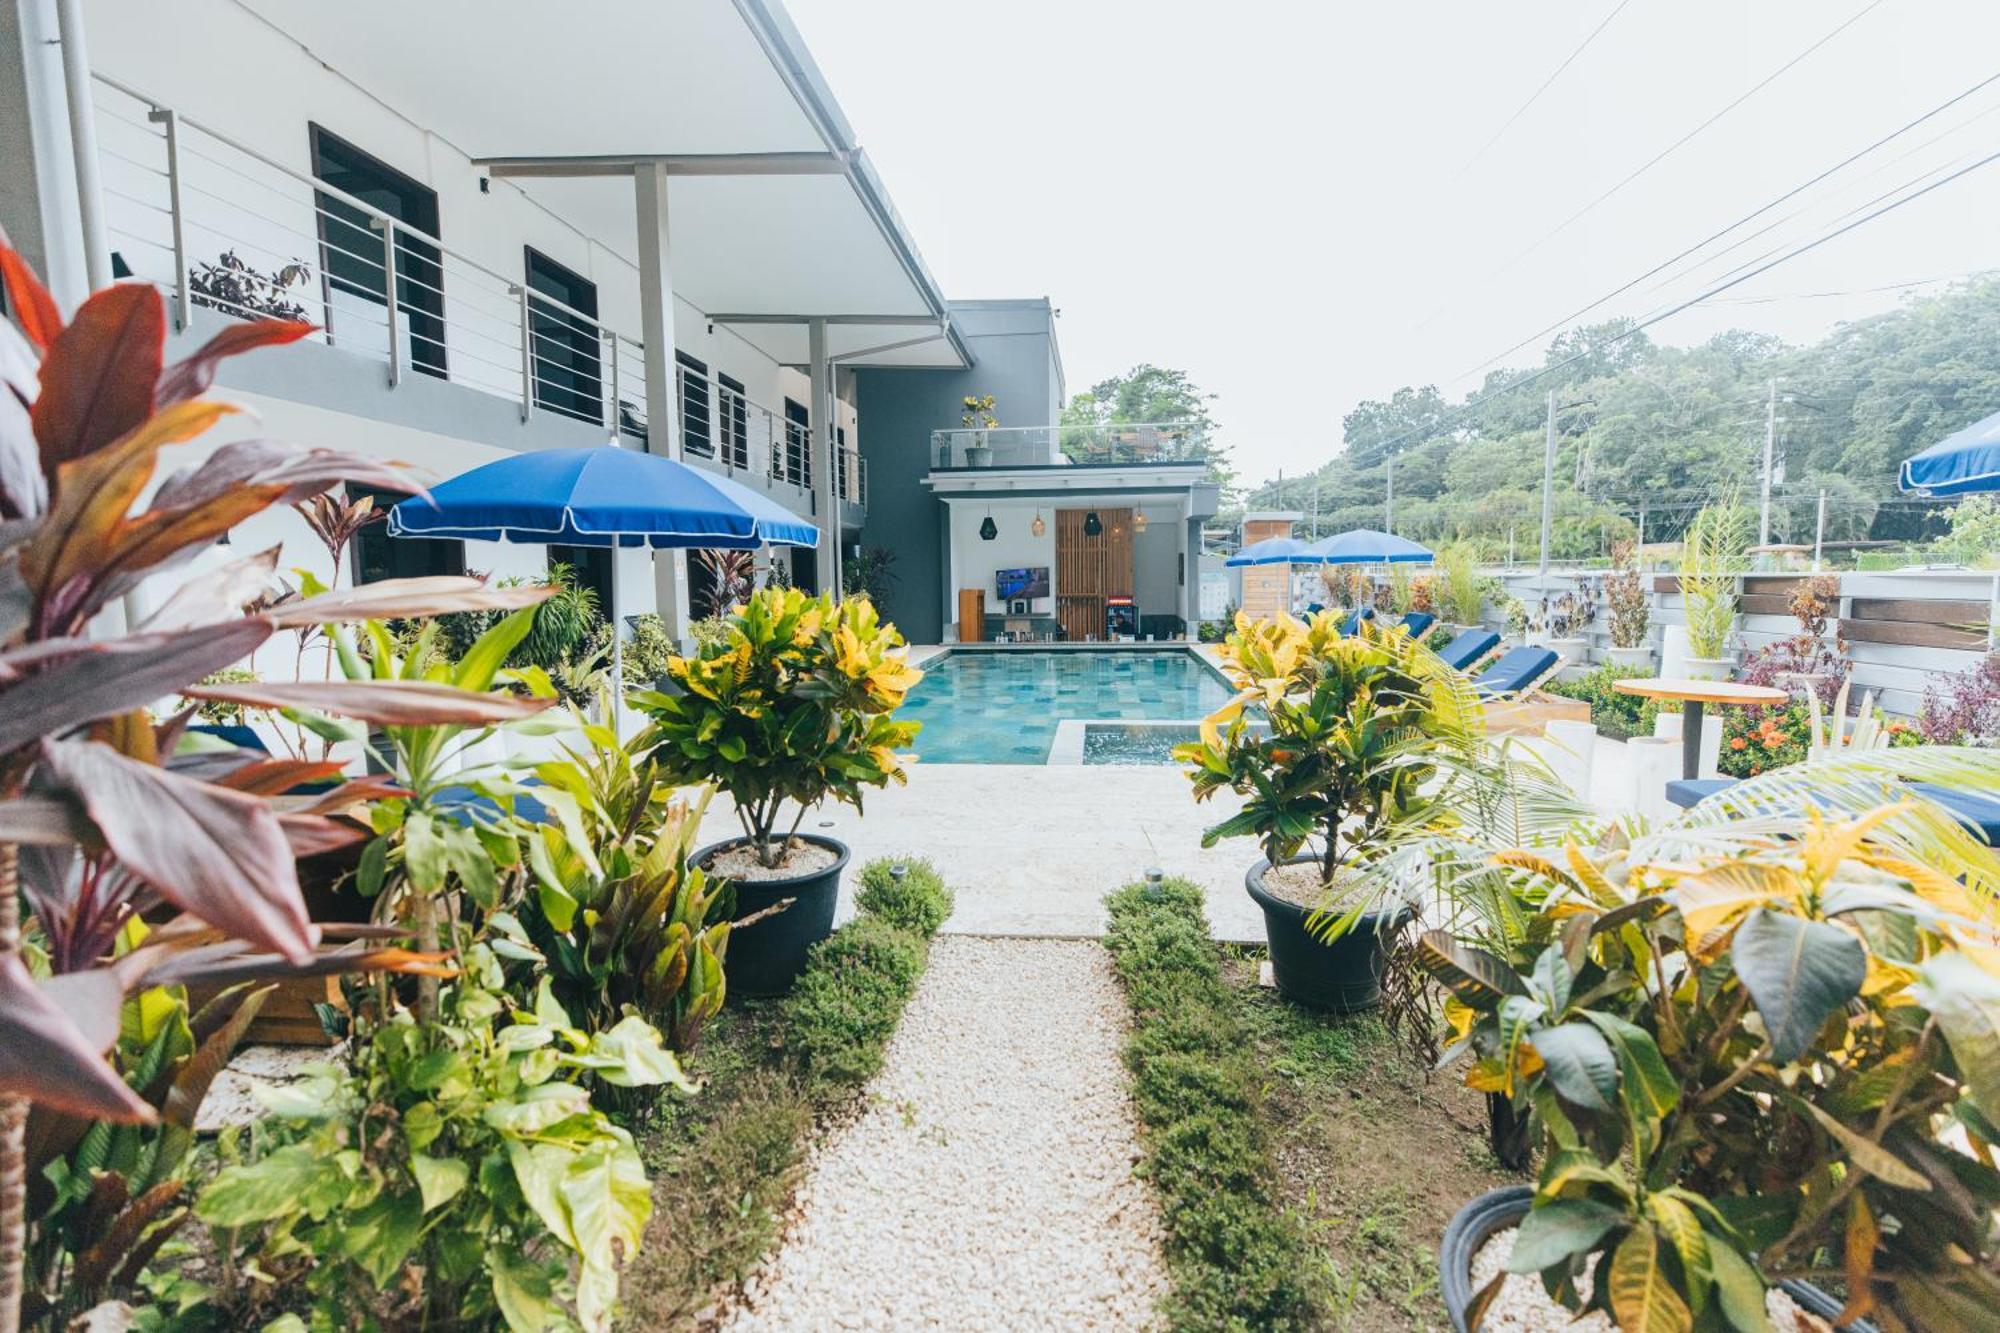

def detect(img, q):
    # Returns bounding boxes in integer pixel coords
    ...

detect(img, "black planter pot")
[1244,855,1411,1012]
[697,834,849,997]
[1439,1186,1868,1333]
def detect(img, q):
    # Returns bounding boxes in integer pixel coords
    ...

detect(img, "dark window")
[525,248,602,424]
[782,397,810,487]
[310,125,446,378]
[836,424,850,500]
[348,485,464,584]
[678,351,712,458]
[717,373,749,469]
[547,543,615,621]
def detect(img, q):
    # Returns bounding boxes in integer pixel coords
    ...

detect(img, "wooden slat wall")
[1056,507,1134,640]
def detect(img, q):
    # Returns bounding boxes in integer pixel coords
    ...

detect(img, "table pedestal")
[1681,701,1705,782]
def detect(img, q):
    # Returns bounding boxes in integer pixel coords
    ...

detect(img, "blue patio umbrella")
[1901,408,2000,496]
[1225,536,1327,567]
[1302,529,1434,564]
[388,446,819,727]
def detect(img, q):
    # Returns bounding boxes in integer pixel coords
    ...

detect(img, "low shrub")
[854,855,955,937]
[1543,662,1664,740]
[782,917,930,1091]
[1103,878,1327,1331]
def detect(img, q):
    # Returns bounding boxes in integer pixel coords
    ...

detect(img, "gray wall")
[853,298,1062,642]
[1134,516,1180,624]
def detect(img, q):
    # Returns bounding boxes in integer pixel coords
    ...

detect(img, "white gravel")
[720,936,1170,1332]
[1471,1227,1824,1333]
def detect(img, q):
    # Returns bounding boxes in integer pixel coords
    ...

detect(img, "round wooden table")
[1612,678,1788,780]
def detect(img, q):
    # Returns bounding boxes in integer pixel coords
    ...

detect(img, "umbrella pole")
[611,557,624,738]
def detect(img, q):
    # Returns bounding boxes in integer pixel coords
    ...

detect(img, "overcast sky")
[785,0,2000,484]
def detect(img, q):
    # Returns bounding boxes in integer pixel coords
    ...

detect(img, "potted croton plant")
[1175,611,1478,1010]
[636,587,923,994]
[1603,540,1653,670]
[1429,790,2000,1333]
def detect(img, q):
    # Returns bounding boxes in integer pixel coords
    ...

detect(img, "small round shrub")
[854,855,955,938]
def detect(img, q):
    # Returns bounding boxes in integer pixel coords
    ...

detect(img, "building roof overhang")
[232,0,969,369]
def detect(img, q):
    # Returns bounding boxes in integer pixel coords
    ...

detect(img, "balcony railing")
[929,422,1216,470]
[87,71,864,512]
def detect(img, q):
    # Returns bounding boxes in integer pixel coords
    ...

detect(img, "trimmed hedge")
[1103,878,1328,1332]
[623,854,945,1327]
[853,855,955,938]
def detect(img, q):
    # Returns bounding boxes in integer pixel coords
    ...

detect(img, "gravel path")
[720,936,1170,1331]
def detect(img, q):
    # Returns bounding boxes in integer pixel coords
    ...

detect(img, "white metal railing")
[89,72,861,510]
[930,422,1217,470]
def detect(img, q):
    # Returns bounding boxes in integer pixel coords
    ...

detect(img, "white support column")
[634,161,688,637]
[53,0,109,293]
[809,317,839,596]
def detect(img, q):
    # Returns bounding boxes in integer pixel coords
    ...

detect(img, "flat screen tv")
[995,566,1050,600]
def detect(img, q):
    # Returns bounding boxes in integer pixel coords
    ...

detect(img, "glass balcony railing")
[929,422,1215,470]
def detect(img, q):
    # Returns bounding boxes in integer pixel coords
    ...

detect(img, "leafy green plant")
[853,856,954,938]
[0,240,540,1330]
[1678,498,1749,660]
[1176,612,1480,888]
[190,946,683,1332]
[1437,543,1486,626]
[636,587,923,869]
[841,545,898,611]
[1544,664,1664,741]
[21,982,269,1328]
[518,723,731,1054]
[620,613,677,687]
[1103,876,1328,1329]
[1425,797,2000,1332]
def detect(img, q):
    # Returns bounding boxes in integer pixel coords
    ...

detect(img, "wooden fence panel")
[1056,507,1133,640]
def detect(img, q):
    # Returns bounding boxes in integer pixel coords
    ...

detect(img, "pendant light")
[1031,508,1046,538]
[1133,509,1149,535]
[979,504,998,541]
[1083,510,1103,537]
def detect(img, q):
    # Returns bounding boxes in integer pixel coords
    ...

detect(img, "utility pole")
[1637,499,1648,558]
[1759,377,1778,548]
[1385,452,1396,535]
[1813,488,1828,571]
[1538,388,1557,580]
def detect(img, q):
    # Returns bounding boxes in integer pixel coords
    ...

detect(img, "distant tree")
[1063,364,1235,494]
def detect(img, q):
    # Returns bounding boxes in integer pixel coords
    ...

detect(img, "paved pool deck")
[694,637,1643,941]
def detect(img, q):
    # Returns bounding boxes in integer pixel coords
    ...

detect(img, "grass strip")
[1104,876,1331,1332]
[619,857,951,1329]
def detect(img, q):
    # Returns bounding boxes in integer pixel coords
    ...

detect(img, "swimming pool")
[899,649,1235,764]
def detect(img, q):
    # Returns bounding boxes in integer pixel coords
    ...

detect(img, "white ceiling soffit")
[232,0,966,361]
[712,318,966,369]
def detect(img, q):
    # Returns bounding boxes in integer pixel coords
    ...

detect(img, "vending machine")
[1104,595,1138,640]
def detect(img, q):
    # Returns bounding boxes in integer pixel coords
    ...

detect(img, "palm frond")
[1658,746,2000,898]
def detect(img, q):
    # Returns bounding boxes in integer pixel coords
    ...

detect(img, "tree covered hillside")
[1239,277,2000,556]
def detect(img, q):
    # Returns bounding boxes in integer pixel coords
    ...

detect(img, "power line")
[1456,0,1635,178]
[1413,0,1888,337]
[1328,142,2000,468]
[1696,267,1998,305]
[1450,65,2000,383]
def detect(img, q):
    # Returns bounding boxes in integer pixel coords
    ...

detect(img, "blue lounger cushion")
[1913,783,2000,845]
[1436,629,1500,672]
[1399,611,1436,639]
[1665,776,1997,844]
[1666,777,1737,809]
[1472,646,1558,698]
[1340,606,1376,636]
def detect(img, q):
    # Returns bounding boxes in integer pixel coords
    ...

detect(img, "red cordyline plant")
[0,242,556,1331]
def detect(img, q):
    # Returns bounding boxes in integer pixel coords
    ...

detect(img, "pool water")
[900,650,1234,764]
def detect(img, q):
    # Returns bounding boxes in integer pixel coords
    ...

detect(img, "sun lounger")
[1398,611,1436,639]
[1666,777,1995,844]
[1470,645,1585,735]
[1340,606,1376,636]
[1435,628,1500,672]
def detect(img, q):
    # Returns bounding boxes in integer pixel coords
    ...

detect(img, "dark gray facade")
[852,299,1063,642]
